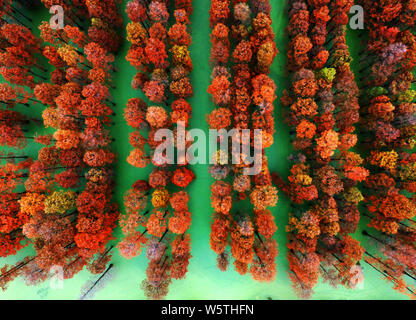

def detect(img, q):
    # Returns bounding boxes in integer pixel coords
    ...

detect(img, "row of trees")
[208,0,279,282]
[0,14,46,262]
[0,1,118,296]
[122,0,194,300]
[0,20,43,150]
[274,0,366,298]
[358,0,416,299]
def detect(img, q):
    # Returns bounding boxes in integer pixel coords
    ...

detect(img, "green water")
[0,0,409,300]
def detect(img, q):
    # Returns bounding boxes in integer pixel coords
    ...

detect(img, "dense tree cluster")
[40,0,122,52]
[208,0,278,282]
[3,0,416,302]
[122,0,195,300]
